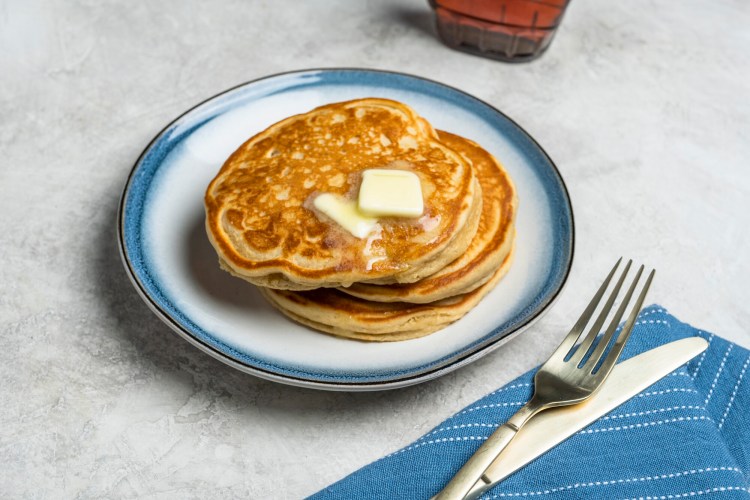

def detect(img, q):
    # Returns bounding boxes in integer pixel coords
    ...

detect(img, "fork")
[435,258,655,500]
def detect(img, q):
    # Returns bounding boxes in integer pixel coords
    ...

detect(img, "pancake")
[259,246,514,342]
[339,131,517,303]
[205,98,480,290]
[218,176,481,290]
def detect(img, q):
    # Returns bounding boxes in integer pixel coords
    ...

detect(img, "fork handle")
[434,401,543,500]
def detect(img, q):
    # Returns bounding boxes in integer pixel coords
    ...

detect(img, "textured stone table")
[2,0,748,497]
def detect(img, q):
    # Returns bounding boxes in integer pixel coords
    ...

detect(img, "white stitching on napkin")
[446,384,530,417]
[485,467,743,498]
[636,387,699,398]
[692,332,714,379]
[385,435,487,457]
[634,319,671,327]
[614,485,750,500]
[420,422,498,440]
[718,352,750,429]
[579,415,712,434]
[705,344,734,405]
[421,406,707,441]
[599,405,705,421]
[456,401,526,416]
[486,382,532,398]
[638,308,668,317]
[459,366,692,419]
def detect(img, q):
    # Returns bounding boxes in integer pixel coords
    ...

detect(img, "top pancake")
[339,131,517,303]
[205,98,479,289]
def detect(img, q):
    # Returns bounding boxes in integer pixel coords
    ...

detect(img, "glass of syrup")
[429,0,572,62]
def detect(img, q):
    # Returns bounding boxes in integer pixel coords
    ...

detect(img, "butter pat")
[313,193,378,238]
[358,169,424,217]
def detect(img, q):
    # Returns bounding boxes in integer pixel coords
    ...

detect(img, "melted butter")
[358,169,424,218]
[418,214,440,232]
[363,226,386,271]
[313,193,378,238]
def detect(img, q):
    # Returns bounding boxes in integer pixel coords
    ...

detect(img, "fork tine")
[549,258,622,361]
[583,265,644,372]
[569,259,632,366]
[591,268,655,380]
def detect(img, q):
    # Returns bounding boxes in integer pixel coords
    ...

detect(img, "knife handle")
[435,400,542,500]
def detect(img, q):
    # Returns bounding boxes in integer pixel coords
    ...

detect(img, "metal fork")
[435,258,655,500]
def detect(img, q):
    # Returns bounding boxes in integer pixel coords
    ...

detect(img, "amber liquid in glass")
[429,0,570,61]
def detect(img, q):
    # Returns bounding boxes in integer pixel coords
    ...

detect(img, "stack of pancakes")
[205,98,517,341]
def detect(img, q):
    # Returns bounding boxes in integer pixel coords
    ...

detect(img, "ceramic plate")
[118,68,574,391]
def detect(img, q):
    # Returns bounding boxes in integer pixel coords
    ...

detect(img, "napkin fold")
[311,306,750,499]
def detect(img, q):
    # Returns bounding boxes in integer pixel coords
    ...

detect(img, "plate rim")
[117,67,576,391]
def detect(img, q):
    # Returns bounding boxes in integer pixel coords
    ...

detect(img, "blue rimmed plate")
[118,68,574,391]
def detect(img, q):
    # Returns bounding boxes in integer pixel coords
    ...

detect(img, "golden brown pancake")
[216,184,481,291]
[339,131,517,303]
[205,98,480,290]
[259,246,514,342]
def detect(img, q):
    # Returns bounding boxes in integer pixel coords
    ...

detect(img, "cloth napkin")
[311,306,750,499]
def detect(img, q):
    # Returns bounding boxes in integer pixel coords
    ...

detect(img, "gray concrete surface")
[1,0,748,497]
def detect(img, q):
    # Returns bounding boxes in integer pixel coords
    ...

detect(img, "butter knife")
[461,337,708,499]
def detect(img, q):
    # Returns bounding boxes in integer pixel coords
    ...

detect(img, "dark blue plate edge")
[117,67,575,391]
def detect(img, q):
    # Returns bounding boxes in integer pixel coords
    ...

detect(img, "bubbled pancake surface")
[340,131,517,303]
[205,98,478,289]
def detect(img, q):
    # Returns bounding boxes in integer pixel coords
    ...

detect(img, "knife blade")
[465,337,708,499]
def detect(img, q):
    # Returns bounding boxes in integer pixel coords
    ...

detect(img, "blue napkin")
[311,306,750,499]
